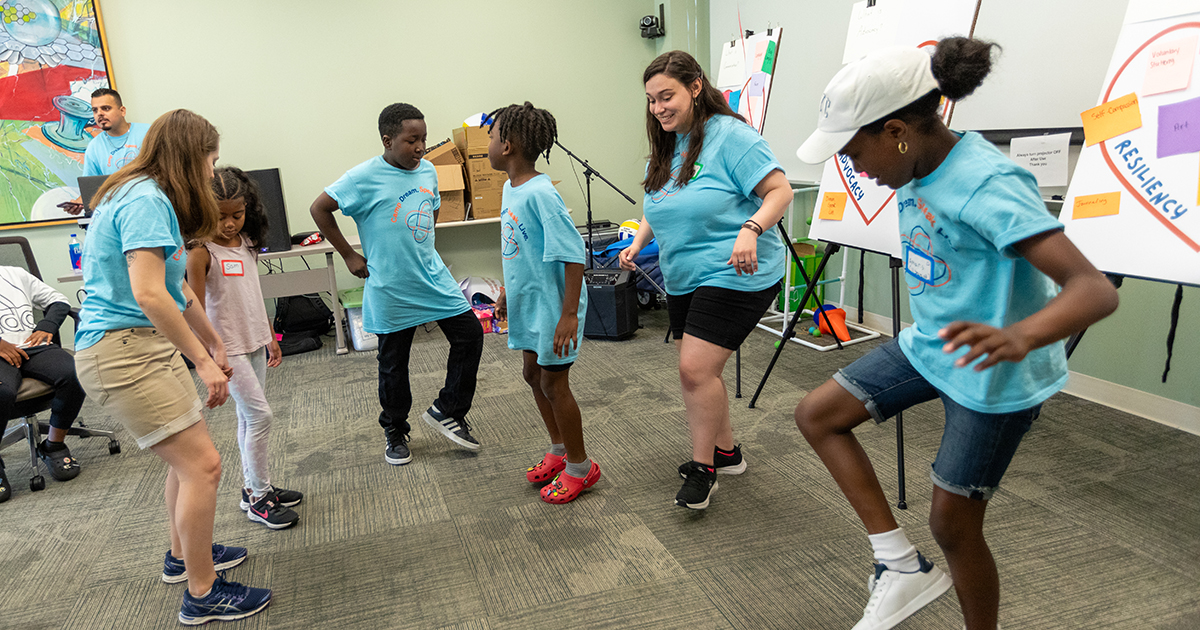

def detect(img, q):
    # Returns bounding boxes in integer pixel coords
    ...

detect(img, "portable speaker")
[583,269,638,340]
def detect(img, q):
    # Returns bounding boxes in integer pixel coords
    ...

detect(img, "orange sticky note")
[1081,93,1143,146]
[1072,192,1121,219]
[819,192,848,220]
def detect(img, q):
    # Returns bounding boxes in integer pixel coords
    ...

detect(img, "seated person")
[0,266,87,502]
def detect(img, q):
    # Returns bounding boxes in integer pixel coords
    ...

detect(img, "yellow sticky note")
[1081,93,1142,146]
[819,192,848,220]
[1072,192,1121,219]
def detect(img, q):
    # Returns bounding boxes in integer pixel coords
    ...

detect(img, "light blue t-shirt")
[896,131,1067,414]
[82,123,150,177]
[325,156,469,334]
[500,174,587,366]
[76,177,187,350]
[641,114,785,295]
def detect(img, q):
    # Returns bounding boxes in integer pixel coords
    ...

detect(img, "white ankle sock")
[868,527,920,572]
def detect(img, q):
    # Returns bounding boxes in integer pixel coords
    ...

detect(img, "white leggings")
[228,347,273,497]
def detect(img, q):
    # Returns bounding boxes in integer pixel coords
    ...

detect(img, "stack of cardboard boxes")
[424,139,468,224]
[426,128,510,223]
[452,126,508,219]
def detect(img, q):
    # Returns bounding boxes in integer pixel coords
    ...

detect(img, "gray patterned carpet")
[2,309,1198,629]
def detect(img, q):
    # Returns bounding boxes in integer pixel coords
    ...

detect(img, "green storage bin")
[339,286,364,309]
[778,240,824,312]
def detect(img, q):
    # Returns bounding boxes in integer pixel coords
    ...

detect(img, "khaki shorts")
[75,328,203,449]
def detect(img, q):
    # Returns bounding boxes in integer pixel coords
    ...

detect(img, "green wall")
[14,0,662,319]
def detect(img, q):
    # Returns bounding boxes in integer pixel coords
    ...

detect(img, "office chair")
[0,236,120,492]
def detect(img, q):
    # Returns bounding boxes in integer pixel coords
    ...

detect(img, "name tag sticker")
[221,260,244,276]
[904,245,935,284]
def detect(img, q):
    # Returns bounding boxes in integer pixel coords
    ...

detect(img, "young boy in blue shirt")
[311,103,484,465]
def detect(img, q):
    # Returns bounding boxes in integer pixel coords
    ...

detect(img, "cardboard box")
[453,127,508,219]
[434,164,467,224]
[424,139,464,166]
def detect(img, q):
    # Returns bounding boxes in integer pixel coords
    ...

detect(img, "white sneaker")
[851,553,953,630]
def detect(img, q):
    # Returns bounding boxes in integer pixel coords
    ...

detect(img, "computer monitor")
[244,168,292,253]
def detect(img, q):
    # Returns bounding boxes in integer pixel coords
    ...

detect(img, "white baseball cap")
[796,46,939,164]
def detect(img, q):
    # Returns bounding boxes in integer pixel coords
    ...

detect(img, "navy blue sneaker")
[178,574,271,625]
[162,544,248,584]
[422,404,481,451]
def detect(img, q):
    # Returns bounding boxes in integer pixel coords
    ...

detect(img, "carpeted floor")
[2,309,1197,629]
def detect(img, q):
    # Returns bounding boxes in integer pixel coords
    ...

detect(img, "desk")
[60,216,502,355]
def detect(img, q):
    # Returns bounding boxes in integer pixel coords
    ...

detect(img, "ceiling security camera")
[641,5,665,39]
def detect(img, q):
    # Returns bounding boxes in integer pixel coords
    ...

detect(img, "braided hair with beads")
[485,102,557,163]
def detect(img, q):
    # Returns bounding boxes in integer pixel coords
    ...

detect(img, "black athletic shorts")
[666,281,780,350]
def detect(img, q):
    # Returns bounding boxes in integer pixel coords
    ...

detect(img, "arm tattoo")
[125,251,137,267]
[185,299,194,310]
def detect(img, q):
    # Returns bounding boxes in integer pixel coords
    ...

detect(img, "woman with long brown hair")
[75,109,272,624]
[620,51,793,510]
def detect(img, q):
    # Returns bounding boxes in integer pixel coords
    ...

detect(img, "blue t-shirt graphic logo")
[501,222,520,259]
[406,199,434,243]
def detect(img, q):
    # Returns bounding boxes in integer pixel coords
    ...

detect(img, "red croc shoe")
[526,452,566,484]
[540,461,601,504]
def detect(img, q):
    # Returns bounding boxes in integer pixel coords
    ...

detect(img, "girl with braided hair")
[488,102,600,504]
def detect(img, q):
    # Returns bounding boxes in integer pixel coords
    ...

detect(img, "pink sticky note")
[753,40,768,67]
[1143,35,1198,96]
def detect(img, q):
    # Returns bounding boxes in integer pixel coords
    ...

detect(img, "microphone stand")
[554,140,636,268]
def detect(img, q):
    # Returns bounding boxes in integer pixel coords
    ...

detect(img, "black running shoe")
[675,461,718,510]
[240,486,303,511]
[385,430,412,465]
[679,445,746,479]
[271,486,303,507]
[246,494,299,530]
[37,440,80,481]
[422,404,481,451]
[0,462,10,503]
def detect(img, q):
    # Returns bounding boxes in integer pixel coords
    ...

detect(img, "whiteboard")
[1061,2,1200,286]
[709,0,1129,184]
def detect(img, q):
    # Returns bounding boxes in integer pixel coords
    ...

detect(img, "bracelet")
[742,219,763,236]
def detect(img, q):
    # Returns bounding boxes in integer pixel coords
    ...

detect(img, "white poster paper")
[715,41,746,90]
[812,0,979,258]
[843,1,897,64]
[1062,8,1200,286]
[1010,133,1072,187]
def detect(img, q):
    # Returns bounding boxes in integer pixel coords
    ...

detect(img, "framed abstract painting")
[0,0,114,229]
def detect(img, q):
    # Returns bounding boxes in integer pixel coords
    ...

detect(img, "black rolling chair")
[0,236,119,492]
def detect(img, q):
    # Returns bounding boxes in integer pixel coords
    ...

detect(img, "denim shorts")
[832,338,1039,500]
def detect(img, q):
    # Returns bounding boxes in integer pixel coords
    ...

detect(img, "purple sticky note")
[747,72,768,97]
[1157,95,1200,158]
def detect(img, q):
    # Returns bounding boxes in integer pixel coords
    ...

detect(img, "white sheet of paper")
[1010,133,1072,187]
[716,41,746,90]
[843,1,898,64]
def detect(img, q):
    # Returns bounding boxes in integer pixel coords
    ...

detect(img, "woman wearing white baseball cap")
[793,38,1118,630]
[620,50,793,510]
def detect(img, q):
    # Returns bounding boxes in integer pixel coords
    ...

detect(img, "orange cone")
[813,305,851,342]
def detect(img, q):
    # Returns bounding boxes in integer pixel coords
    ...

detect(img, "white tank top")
[202,236,271,356]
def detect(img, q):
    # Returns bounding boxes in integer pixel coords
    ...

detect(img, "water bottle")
[69,233,82,274]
